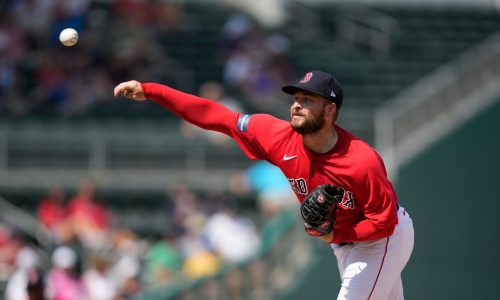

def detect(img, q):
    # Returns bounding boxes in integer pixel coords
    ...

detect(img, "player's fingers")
[113,81,135,97]
[113,82,127,97]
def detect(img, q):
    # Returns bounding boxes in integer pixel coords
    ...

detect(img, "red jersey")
[142,83,398,243]
[37,199,66,229]
[67,197,110,230]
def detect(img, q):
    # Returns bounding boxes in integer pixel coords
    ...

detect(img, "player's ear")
[327,102,337,115]
[327,102,339,123]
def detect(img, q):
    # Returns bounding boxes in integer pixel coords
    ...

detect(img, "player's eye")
[302,97,312,104]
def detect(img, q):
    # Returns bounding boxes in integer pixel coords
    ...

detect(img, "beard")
[290,106,326,135]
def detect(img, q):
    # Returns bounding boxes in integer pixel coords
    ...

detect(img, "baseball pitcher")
[114,70,414,300]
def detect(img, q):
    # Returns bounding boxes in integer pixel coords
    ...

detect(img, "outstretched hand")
[113,80,146,101]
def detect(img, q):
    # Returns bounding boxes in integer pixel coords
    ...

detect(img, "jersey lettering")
[287,178,355,208]
[288,178,308,195]
[341,191,355,209]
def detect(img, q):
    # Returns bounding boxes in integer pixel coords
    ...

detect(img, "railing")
[0,196,51,295]
[0,121,252,191]
[0,196,51,248]
[333,5,400,56]
[374,31,500,181]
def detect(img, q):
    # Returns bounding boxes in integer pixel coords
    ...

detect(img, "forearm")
[141,83,237,135]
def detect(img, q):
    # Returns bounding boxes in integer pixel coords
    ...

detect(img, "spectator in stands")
[46,246,85,300]
[144,230,183,286]
[219,13,294,118]
[178,212,221,280]
[203,202,261,264]
[67,179,111,250]
[153,1,186,33]
[82,251,118,300]
[112,0,155,27]
[5,246,44,300]
[26,267,46,300]
[181,249,220,280]
[0,225,25,282]
[11,0,56,47]
[37,186,72,245]
[37,186,66,230]
[2,1,295,119]
[0,10,31,116]
[236,160,295,219]
[165,182,200,234]
[108,229,142,298]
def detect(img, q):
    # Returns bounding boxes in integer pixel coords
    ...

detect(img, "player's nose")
[291,101,302,110]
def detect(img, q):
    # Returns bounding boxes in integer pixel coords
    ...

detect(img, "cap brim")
[282,85,316,96]
[282,85,332,101]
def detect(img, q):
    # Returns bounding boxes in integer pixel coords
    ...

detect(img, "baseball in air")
[59,28,79,46]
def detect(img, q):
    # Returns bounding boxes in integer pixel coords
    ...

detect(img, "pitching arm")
[114,81,237,136]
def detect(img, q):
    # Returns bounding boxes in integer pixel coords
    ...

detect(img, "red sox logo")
[300,72,313,83]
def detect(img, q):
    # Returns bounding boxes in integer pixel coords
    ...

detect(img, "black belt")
[338,242,353,246]
[397,203,400,210]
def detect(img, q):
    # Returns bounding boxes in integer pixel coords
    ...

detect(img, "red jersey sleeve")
[332,151,398,243]
[226,113,286,162]
[141,83,279,161]
[142,83,237,135]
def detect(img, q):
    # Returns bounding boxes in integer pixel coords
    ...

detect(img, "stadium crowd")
[1,0,298,299]
[2,177,275,300]
[0,0,294,119]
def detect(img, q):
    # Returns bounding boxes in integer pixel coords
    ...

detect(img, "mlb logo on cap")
[282,70,343,107]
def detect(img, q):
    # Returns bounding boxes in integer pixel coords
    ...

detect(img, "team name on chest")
[287,177,356,209]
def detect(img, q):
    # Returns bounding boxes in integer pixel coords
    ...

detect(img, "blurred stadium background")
[1,0,500,299]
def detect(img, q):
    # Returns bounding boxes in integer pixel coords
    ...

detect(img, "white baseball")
[59,28,79,47]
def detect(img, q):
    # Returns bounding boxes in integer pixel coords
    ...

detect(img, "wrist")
[317,231,334,243]
[328,229,338,243]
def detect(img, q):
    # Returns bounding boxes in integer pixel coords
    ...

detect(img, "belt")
[338,242,353,247]
[397,203,399,210]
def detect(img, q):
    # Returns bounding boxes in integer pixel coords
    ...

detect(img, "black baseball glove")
[300,184,344,236]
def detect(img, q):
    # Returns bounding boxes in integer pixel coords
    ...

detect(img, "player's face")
[290,91,329,134]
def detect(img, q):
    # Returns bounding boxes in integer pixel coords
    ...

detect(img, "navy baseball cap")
[282,70,343,107]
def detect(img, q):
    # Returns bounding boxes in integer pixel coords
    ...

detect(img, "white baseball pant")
[331,206,414,300]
